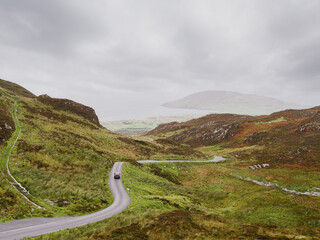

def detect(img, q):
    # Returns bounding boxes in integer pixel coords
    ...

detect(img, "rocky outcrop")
[169,122,240,147]
[249,163,270,169]
[37,95,101,127]
[244,132,267,144]
[297,111,320,134]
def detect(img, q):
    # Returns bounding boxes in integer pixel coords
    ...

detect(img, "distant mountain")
[163,90,305,115]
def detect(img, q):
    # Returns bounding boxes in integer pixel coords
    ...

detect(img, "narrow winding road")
[0,162,130,240]
[0,157,225,239]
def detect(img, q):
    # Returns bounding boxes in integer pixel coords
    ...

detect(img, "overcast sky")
[0,0,319,120]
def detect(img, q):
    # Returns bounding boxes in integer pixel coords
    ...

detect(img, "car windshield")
[114,172,120,175]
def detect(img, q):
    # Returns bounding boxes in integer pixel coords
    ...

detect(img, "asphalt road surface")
[138,156,226,163]
[0,162,130,240]
[0,157,226,239]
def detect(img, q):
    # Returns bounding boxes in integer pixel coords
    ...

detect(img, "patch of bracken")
[105,223,149,240]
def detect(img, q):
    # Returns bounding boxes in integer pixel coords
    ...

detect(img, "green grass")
[1,88,203,222]
[198,144,264,157]
[157,129,186,138]
[0,93,122,219]
[1,83,319,238]
[0,79,35,98]
[5,97,130,218]
[231,166,320,192]
[0,94,48,221]
[29,161,320,239]
[255,117,286,125]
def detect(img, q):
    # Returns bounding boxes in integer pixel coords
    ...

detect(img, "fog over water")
[0,1,319,120]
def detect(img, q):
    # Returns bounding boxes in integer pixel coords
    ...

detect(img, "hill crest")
[0,79,36,98]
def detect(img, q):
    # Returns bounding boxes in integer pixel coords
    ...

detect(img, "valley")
[0,79,203,222]
[0,79,320,239]
[27,161,320,239]
[101,115,205,135]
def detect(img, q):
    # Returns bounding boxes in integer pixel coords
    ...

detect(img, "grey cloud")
[279,39,320,81]
[0,0,106,57]
[0,0,319,119]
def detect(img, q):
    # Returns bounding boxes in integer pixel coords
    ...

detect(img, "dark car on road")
[114,172,121,179]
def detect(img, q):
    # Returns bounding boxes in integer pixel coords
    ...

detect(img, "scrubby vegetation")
[1,79,320,239]
[0,78,35,98]
[0,80,203,222]
[147,108,320,169]
[29,161,320,239]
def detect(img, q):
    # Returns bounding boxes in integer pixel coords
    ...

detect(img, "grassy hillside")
[163,90,304,115]
[0,79,35,98]
[29,161,320,239]
[0,81,203,222]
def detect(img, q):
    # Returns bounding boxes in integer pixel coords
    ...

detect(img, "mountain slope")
[147,106,320,169]
[38,94,101,127]
[163,90,304,115]
[0,80,203,222]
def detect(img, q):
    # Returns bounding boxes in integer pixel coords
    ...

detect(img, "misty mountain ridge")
[163,90,306,115]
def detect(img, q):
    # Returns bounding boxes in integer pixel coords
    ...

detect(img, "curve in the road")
[0,162,130,240]
[0,157,226,240]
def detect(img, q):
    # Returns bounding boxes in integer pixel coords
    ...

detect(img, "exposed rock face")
[245,132,267,144]
[4,123,12,129]
[37,96,101,127]
[0,122,14,142]
[298,122,320,133]
[170,122,240,147]
[297,111,320,134]
[249,163,270,169]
